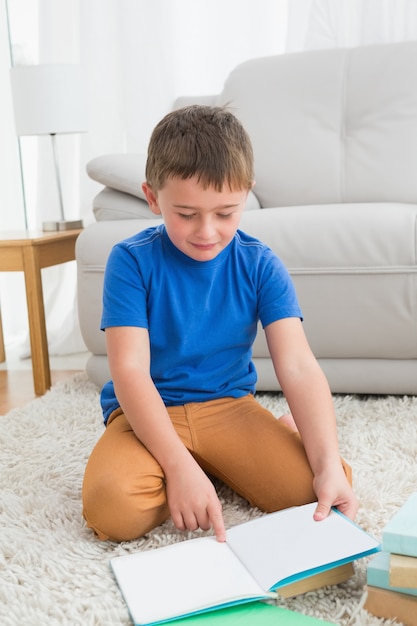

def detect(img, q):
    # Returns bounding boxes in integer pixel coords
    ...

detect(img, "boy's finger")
[313,501,331,521]
[209,505,227,542]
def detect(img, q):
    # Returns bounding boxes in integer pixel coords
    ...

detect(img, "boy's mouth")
[191,243,217,250]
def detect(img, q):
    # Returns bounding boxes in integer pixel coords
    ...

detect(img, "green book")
[172,602,332,624]
[383,493,417,557]
[367,551,417,597]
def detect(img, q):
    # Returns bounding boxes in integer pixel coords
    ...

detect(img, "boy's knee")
[82,472,169,542]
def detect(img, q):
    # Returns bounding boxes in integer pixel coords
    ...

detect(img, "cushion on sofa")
[87,153,262,221]
[87,153,148,200]
[217,41,417,209]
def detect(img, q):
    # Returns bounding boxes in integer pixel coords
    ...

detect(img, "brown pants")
[82,394,352,542]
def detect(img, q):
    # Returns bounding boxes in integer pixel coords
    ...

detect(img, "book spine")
[364,585,417,626]
[367,552,417,597]
[390,553,417,589]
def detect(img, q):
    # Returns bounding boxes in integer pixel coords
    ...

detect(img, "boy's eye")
[177,212,233,220]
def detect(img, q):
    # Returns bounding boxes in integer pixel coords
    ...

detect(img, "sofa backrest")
[217,40,417,208]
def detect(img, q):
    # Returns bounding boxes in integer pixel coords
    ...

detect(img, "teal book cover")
[383,493,417,557]
[367,551,417,597]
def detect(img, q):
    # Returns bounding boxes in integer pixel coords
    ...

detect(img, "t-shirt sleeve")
[257,250,303,328]
[100,243,149,331]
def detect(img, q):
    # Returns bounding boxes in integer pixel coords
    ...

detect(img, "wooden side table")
[0,229,82,395]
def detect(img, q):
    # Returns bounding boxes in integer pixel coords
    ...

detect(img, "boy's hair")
[145,105,254,192]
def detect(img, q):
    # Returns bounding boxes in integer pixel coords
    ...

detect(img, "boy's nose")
[196,219,216,239]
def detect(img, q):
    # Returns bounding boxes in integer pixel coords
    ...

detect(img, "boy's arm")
[264,317,359,521]
[105,325,226,541]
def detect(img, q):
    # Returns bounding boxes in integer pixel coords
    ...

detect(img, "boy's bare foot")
[278,413,298,432]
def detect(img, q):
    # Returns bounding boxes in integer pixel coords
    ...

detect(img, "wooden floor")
[0,369,81,414]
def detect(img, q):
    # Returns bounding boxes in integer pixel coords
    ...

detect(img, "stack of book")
[365,492,417,626]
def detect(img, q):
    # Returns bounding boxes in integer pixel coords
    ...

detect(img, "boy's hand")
[165,456,226,542]
[313,466,359,521]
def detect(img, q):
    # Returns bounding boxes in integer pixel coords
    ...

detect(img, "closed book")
[364,585,417,626]
[367,551,417,597]
[278,562,354,598]
[383,493,417,557]
[390,553,417,589]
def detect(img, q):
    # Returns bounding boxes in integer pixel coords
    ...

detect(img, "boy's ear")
[142,182,161,215]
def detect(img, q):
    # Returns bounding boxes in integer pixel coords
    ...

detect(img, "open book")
[110,502,380,626]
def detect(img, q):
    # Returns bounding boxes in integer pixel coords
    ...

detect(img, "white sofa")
[77,39,417,395]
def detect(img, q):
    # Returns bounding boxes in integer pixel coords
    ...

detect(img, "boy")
[82,105,358,542]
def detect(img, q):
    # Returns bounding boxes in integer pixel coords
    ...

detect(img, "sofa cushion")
[87,154,261,220]
[87,153,148,200]
[77,201,417,364]
[217,40,417,208]
[239,202,417,360]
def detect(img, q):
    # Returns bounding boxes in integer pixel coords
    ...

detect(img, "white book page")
[227,503,380,591]
[111,536,268,625]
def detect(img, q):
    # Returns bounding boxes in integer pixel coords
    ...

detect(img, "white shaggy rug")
[1,372,417,626]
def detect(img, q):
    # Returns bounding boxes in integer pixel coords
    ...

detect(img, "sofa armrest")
[93,187,153,221]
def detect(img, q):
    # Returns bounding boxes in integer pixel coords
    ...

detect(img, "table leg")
[0,307,5,363]
[22,246,51,395]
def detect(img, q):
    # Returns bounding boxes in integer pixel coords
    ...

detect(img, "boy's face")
[142,176,249,262]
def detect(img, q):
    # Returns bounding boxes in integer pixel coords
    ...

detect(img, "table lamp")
[10,64,88,231]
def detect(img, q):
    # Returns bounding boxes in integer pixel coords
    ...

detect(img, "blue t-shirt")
[100,224,302,423]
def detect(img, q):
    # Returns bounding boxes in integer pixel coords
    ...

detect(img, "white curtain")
[287,0,417,52]
[2,0,415,358]
[1,0,288,357]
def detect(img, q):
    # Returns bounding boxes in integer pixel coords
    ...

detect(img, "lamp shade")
[10,64,88,136]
